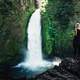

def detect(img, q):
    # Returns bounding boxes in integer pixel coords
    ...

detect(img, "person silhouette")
[73,23,80,58]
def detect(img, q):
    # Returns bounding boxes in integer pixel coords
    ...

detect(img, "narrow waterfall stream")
[26,9,43,66]
[15,9,61,77]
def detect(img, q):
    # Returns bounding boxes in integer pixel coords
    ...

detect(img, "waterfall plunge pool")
[11,56,61,79]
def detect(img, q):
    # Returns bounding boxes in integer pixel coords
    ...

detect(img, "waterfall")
[26,9,43,63]
[16,9,61,71]
[24,9,52,69]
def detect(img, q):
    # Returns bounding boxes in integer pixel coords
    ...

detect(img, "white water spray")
[16,9,61,71]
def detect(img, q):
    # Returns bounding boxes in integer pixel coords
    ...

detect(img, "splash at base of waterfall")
[16,56,61,72]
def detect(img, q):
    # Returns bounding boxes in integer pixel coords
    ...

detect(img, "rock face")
[32,58,80,80]
[0,0,35,65]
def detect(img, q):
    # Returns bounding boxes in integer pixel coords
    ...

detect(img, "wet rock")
[32,58,80,80]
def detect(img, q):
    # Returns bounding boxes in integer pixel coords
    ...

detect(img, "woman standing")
[73,23,80,58]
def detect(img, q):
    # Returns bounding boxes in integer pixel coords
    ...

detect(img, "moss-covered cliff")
[0,0,35,65]
[41,0,80,58]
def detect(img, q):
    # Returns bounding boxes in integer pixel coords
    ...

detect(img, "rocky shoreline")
[0,57,80,80]
[30,58,80,80]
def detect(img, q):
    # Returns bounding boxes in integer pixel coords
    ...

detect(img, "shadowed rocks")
[32,58,80,80]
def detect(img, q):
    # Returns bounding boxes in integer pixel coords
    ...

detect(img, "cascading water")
[26,9,43,65]
[16,9,61,72]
